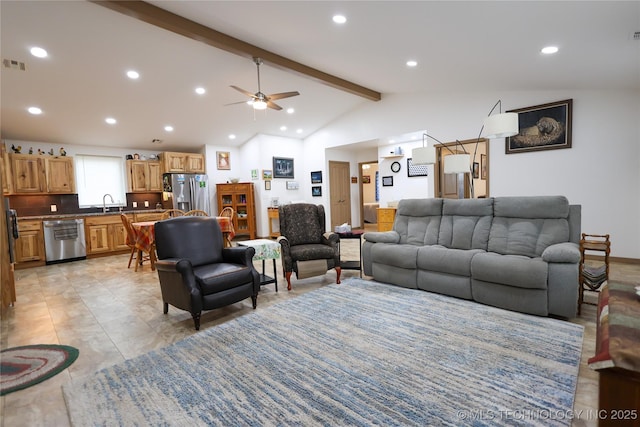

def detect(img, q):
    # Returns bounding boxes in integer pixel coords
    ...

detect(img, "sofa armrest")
[542,242,581,263]
[363,231,400,244]
[277,236,292,272]
[155,258,203,313]
[222,246,256,267]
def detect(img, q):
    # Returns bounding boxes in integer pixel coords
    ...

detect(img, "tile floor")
[0,235,637,427]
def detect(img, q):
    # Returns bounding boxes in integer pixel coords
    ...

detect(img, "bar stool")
[578,233,610,315]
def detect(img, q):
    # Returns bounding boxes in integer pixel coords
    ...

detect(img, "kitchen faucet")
[103,193,114,213]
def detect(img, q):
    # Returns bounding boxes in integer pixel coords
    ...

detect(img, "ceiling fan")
[228,57,300,111]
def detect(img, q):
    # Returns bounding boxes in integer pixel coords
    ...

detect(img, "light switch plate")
[132,201,138,208]
[50,204,57,212]
[144,201,149,207]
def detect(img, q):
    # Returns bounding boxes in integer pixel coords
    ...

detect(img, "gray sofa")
[362,196,581,318]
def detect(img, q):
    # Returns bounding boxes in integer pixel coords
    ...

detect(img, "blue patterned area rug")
[63,279,583,426]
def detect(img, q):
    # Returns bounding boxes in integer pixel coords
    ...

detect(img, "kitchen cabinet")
[8,154,46,193]
[216,183,256,239]
[46,156,75,193]
[126,160,162,192]
[2,154,11,194]
[15,220,44,263]
[85,214,131,254]
[5,154,75,194]
[161,152,205,173]
[377,208,397,232]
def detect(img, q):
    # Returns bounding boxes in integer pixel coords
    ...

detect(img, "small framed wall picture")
[273,157,294,179]
[382,176,394,187]
[472,162,480,179]
[262,169,273,180]
[310,171,322,184]
[312,186,322,197]
[216,151,230,170]
[286,181,299,190]
[265,180,271,190]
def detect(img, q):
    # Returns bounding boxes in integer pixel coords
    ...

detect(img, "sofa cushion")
[471,252,548,290]
[290,244,336,261]
[371,243,418,269]
[417,245,484,277]
[438,198,493,250]
[195,263,254,294]
[489,196,570,257]
[394,199,443,246]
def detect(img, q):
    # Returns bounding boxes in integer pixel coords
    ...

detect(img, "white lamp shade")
[444,154,471,174]
[411,146,436,165]
[483,112,519,139]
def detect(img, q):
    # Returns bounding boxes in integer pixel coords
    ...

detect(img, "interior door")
[329,161,351,229]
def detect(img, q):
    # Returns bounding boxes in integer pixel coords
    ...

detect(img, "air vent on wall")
[2,59,26,71]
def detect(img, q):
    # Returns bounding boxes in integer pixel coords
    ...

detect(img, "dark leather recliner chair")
[154,216,260,330]
[277,203,341,291]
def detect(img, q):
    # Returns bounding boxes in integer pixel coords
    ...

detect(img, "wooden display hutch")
[216,183,256,240]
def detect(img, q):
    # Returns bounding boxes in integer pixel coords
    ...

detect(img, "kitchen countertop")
[18,209,166,221]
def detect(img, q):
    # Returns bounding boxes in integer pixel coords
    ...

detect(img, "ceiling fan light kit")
[229,57,300,111]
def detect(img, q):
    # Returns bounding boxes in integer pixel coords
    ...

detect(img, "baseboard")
[585,254,640,265]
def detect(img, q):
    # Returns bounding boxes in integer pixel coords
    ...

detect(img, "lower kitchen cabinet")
[15,220,44,262]
[85,215,131,254]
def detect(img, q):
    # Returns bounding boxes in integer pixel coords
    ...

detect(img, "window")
[75,155,126,208]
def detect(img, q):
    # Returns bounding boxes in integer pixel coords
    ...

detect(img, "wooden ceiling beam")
[90,1,382,102]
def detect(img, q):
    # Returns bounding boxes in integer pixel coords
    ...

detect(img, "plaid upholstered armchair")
[277,203,341,291]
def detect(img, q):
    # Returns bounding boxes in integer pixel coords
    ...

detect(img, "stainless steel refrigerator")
[162,173,211,215]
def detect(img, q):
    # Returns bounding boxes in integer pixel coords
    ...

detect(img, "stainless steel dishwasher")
[43,219,87,264]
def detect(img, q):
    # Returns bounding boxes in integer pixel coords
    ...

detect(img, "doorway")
[433,138,488,199]
[359,161,378,228]
[328,161,351,229]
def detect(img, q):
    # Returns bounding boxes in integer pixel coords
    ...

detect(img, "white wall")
[305,90,640,259]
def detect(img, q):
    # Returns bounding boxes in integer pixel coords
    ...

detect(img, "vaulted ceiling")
[1,1,638,151]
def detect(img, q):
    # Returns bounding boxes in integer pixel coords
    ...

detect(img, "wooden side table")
[377,207,396,232]
[579,233,610,314]
[267,207,280,238]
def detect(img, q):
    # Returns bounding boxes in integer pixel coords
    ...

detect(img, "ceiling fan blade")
[267,101,283,111]
[230,85,257,99]
[267,91,300,101]
[224,100,251,107]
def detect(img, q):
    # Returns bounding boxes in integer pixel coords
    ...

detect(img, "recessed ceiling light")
[296,129,303,134]
[287,108,295,114]
[164,125,174,132]
[30,47,48,58]
[105,117,116,124]
[332,15,347,24]
[195,87,206,95]
[280,126,287,131]
[541,46,559,55]
[126,70,140,79]
[228,134,236,140]
[406,60,418,67]
[27,106,42,115]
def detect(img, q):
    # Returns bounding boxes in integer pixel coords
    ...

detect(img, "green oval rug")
[1,344,79,396]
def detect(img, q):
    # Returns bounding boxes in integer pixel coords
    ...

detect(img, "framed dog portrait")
[506,99,572,154]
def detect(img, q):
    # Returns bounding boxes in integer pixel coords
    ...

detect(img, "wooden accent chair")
[161,209,185,220]
[184,210,209,216]
[120,214,155,271]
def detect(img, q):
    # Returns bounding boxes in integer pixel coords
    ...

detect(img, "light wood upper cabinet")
[161,152,205,173]
[9,154,46,193]
[46,156,75,193]
[5,153,75,194]
[186,154,205,173]
[127,160,162,192]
